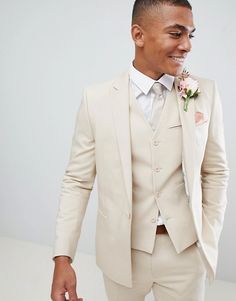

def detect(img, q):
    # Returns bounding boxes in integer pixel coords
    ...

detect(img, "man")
[51,0,229,300]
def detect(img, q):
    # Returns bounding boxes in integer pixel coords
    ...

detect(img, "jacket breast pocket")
[168,123,182,129]
[195,119,208,127]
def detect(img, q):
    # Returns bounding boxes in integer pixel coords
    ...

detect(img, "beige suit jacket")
[53,71,229,287]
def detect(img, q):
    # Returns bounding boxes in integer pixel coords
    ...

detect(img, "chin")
[167,67,184,77]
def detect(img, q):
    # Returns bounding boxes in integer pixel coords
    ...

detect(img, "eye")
[169,32,182,38]
[189,34,195,39]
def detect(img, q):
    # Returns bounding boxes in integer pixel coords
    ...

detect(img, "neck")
[132,59,164,80]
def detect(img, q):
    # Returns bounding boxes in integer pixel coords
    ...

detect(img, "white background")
[0,0,235,282]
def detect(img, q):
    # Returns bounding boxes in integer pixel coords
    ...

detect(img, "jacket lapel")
[111,72,132,210]
[174,78,196,201]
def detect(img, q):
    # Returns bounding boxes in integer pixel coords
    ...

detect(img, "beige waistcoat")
[130,87,197,254]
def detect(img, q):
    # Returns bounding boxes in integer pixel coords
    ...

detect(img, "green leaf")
[187,90,192,97]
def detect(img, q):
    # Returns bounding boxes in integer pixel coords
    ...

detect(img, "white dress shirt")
[129,63,175,226]
[129,63,174,120]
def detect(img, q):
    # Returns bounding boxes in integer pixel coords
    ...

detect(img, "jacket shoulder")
[84,71,128,100]
[191,75,216,89]
[85,78,114,95]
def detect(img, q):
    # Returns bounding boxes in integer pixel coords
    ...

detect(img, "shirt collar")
[129,63,175,97]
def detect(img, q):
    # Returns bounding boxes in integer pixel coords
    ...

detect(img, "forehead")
[145,4,194,31]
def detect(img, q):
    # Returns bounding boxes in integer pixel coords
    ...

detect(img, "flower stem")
[184,98,190,112]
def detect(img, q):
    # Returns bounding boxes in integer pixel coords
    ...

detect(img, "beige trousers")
[103,233,206,301]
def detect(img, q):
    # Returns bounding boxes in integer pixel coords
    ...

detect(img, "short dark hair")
[132,0,192,25]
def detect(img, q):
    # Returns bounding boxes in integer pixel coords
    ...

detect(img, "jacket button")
[196,241,201,248]
[151,217,156,223]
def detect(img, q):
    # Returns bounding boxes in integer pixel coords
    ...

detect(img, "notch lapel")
[174,78,196,201]
[111,72,132,210]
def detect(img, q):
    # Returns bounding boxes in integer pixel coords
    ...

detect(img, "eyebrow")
[165,24,196,33]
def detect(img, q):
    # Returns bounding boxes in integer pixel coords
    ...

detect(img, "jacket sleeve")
[201,81,229,245]
[53,89,96,261]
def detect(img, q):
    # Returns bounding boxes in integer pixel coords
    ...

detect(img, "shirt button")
[153,140,160,146]
[151,217,156,223]
[154,167,161,173]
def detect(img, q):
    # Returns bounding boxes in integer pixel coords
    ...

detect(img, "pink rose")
[179,77,199,99]
[178,70,200,112]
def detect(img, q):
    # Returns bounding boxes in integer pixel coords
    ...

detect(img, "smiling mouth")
[169,56,186,64]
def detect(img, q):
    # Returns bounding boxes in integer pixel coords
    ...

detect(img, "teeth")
[171,57,185,63]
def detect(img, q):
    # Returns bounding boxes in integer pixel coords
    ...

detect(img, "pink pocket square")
[195,112,205,125]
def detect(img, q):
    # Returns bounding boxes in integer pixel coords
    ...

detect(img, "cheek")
[145,36,160,53]
[161,39,180,53]
[143,45,159,63]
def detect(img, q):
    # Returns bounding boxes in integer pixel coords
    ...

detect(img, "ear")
[131,24,145,47]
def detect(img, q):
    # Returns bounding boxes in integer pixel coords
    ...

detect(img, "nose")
[179,36,192,53]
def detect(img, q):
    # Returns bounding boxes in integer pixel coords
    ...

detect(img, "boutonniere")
[178,69,200,112]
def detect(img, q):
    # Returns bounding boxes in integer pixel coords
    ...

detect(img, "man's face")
[132,4,195,79]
